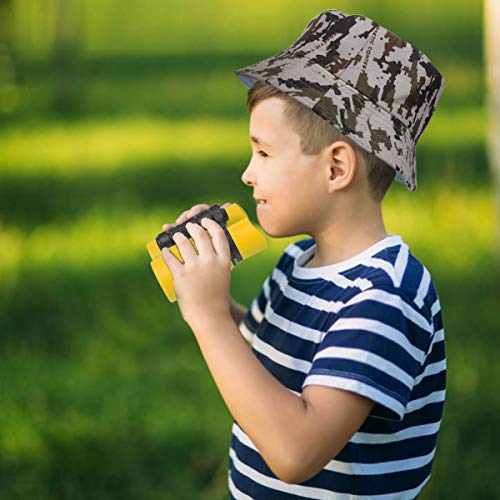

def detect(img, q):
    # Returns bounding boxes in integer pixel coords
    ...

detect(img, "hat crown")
[290,10,445,145]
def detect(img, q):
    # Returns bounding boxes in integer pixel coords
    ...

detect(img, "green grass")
[0,120,498,498]
[0,1,497,498]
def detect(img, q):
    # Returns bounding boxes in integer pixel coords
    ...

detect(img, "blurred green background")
[0,0,498,498]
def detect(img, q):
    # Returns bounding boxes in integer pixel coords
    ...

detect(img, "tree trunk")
[485,0,500,263]
[0,0,18,118]
[52,0,84,116]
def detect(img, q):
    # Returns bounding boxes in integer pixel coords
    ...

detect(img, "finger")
[162,223,174,231]
[176,204,210,224]
[185,221,214,256]
[200,218,231,261]
[161,245,183,272]
[172,231,198,262]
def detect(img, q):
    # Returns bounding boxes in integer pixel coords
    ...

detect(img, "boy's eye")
[258,150,268,158]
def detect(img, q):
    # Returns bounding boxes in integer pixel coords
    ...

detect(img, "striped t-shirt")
[228,234,446,499]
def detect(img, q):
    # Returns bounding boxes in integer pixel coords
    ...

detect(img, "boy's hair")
[247,81,396,203]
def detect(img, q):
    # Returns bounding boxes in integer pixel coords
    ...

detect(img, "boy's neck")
[306,203,389,268]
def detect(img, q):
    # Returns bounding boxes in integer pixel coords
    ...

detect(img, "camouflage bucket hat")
[234,9,445,192]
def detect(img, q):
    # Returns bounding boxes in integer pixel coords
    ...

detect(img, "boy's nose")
[241,166,255,187]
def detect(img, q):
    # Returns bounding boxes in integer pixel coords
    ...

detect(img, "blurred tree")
[52,0,84,116]
[485,0,500,260]
[0,0,18,117]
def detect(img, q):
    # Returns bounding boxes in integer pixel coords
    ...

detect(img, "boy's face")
[241,97,331,238]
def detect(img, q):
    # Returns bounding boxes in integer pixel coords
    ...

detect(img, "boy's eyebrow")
[250,135,272,148]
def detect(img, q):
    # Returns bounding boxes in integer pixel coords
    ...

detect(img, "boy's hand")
[162,202,232,233]
[160,203,233,328]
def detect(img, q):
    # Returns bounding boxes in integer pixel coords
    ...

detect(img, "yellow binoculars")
[147,203,267,302]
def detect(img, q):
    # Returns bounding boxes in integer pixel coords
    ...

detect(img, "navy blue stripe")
[428,338,446,360]
[270,293,333,330]
[360,401,444,434]
[243,311,259,334]
[320,329,422,377]
[276,253,296,277]
[256,286,268,312]
[337,433,438,463]
[308,359,411,405]
[304,458,433,495]
[231,431,433,495]
[399,259,424,299]
[412,370,446,399]
[433,311,443,330]
[254,320,319,361]
[230,431,276,477]
[230,458,307,499]
[252,349,307,393]
[329,295,431,352]
[372,245,400,265]
[288,273,358,294]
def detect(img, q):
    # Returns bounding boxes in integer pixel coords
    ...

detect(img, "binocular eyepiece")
[147,203,267,302]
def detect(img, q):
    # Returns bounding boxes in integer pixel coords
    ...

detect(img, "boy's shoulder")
[279,236,439,319]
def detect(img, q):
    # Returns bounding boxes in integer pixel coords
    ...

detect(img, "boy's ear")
[326,141,357,191]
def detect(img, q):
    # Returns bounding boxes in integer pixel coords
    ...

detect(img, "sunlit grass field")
[1,114,499,499]
[1,0,498,498]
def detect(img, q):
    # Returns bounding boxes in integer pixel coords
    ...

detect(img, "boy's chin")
[258,219,302,239]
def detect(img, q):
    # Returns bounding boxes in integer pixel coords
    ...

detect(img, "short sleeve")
[238,275,271,345]
[302,287,433,421]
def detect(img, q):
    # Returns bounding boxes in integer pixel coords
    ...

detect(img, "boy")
[161,8,446,499]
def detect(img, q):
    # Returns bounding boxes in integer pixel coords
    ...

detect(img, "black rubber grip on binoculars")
[155,204,243,266]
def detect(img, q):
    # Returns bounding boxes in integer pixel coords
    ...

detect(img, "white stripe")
[273,267,371,314]
[393,244,409,287]
[284,242,301,258]
[355,475,431,500]
[414,359,446,385]
[415,267,431,309]
[343,288,433,333]
[252,335,312,373]
[361,243,409,289]
[327,317,426,364]
[431,297,441,317]
[365,257,398,287]
[263,275,271,301]
[232,421,258,450]
[273,268,342,313]
[323,449,435,476]
[238,321,255,343]
[352,422,441,444]
[264,306,325,343]
[229,439,431,499]
[229,447,344,499]
[407,389,446,413]
[249,296,264,323]
[434,328,444,342]
[302,374,405,420]
[312,346,414,389]
[232,423,436,477]
[285,244,374,290]
[228,472,253,499]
